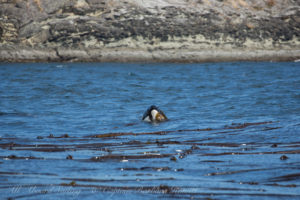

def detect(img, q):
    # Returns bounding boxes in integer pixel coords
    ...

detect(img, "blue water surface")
[0,62,300,199]
[1,62,299,137]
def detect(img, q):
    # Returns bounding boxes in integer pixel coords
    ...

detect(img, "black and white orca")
[142,105,168,122]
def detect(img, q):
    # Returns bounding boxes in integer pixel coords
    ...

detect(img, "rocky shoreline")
[1,0,300,62]
[1,47,300,63]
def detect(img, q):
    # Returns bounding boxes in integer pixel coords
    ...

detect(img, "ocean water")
[0,62,299,199]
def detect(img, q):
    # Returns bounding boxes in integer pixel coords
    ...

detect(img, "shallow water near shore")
[0,62,300,199]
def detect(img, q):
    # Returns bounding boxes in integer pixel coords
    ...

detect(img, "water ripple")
[0,62,300,199]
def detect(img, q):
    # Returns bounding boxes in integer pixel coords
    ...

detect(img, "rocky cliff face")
[0,0,300,62]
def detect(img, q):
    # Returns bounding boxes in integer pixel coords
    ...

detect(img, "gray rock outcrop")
[0,0,300,62]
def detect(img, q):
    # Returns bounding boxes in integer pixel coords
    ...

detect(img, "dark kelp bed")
[1,121,300,200]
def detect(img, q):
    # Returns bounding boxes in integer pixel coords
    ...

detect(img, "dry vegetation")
[33,0,43,11]
[266,0,275,7]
